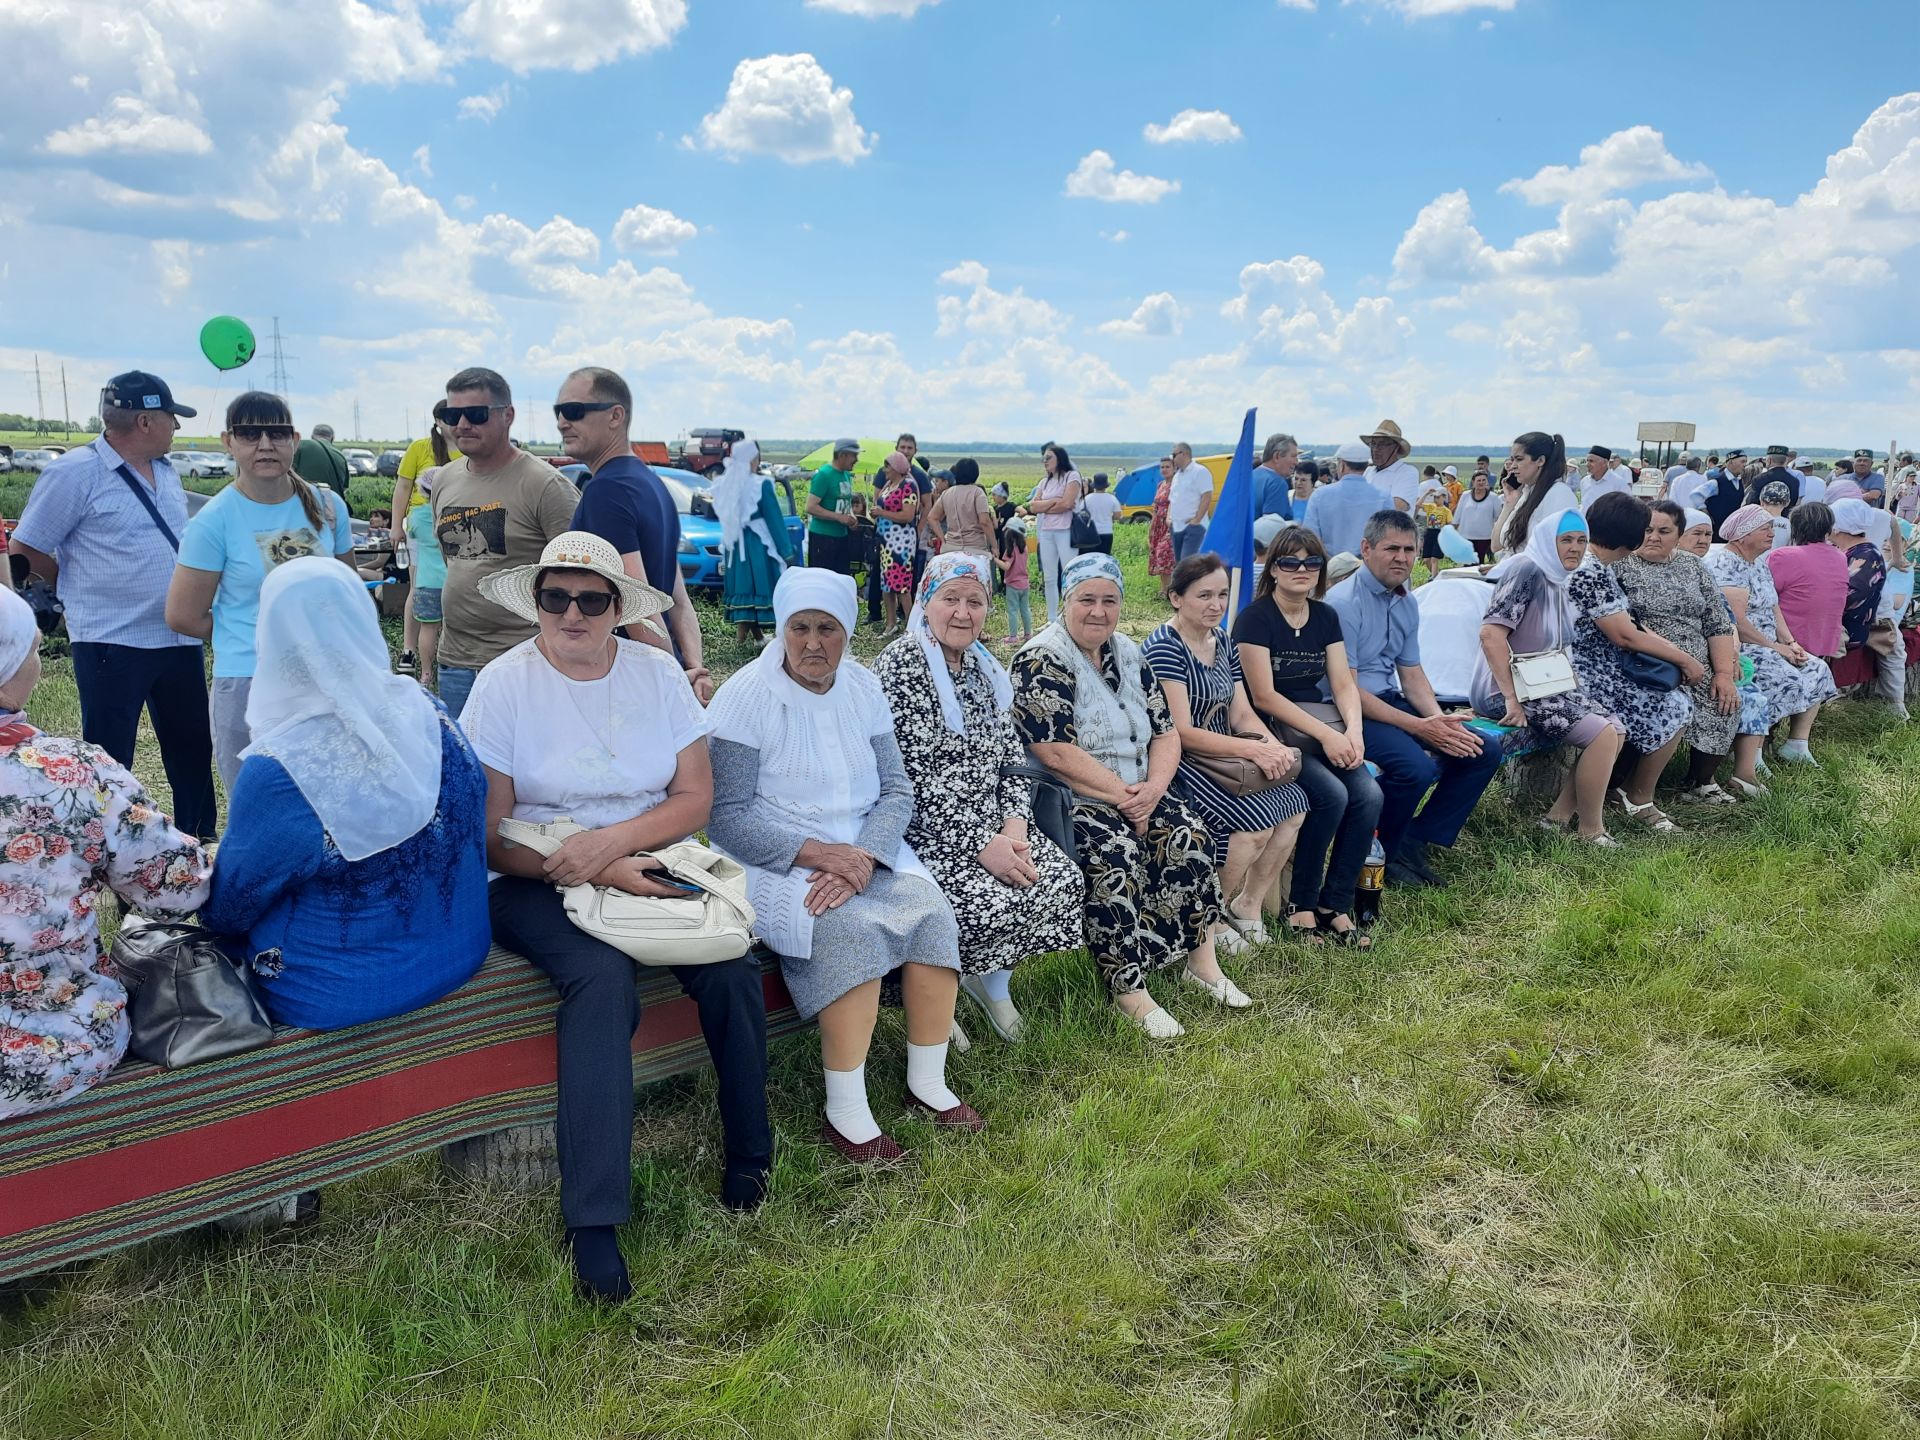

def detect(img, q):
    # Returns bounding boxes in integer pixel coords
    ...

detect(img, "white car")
[341,448,377,476]
[11,449,59,473]
[174,451,235,480]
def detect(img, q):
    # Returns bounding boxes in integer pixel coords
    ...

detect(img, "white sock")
[977,968,1013,1002]
[1780,738,1811,757]
[905,1040,961,1113]
[823,1063,880,1144]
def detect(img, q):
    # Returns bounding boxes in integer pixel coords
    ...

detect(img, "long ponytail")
[289,473,330,535]
[1502,431,1567,551]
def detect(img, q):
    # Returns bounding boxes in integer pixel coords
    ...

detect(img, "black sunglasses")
[553,401,618,423]
[230,424,296,443]
[534,586,615,617]
[434,402,505,426]
[1270,555,1325,572]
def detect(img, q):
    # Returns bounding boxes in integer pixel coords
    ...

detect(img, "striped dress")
[1142,623,1309,865]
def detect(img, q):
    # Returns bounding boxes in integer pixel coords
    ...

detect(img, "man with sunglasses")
[9,371,217,839]
[428,368,580,718]
[556,367,712,703]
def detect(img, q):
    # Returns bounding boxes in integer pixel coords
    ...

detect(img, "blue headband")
[1556,510,1589,536]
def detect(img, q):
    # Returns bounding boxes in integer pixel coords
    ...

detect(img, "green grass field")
[3,487,1919,1439]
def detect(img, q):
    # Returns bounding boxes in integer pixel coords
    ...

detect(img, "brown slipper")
[820,1120,909,1164]
[905,1093,986,1132]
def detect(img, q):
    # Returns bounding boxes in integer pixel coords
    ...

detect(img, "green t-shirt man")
[292,436,350,497]
[808,463,854,538]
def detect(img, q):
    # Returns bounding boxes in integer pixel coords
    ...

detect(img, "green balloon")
[199,315,256,372]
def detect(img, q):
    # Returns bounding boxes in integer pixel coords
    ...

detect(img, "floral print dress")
[874,478,918,595]
[0,722,211,1120]
[1704,548,1839,726]
[1011,641,1223,996]
[1148,478,1175,580]
[1617,551,1738,755]
[873,638,1084,974]
[1566,561,1693,753]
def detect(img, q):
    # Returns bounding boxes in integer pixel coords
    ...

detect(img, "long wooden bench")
[0,945,801,1284]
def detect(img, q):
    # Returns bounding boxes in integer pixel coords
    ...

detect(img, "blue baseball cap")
[100,370,196,418]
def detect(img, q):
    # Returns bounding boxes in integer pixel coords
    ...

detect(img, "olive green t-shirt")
[808,465,854,537]
[431,450,579,671]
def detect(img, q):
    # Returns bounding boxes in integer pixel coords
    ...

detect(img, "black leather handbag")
[1000,760,1079,868]
[111,921,275,1069]
[1069,503,1101,551]
[1619,649,1683,691]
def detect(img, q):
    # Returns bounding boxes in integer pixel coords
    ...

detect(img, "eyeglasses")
[434,403,505,426]
[534,586,615,617]
[1270,555,1325,572]
[230,424,295,444]
[553,401,617,423]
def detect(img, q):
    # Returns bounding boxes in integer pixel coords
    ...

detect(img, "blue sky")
[2,0,1917,450]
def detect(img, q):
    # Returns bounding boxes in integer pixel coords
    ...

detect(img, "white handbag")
[497,816,756,966]
[1509,649,1578,702]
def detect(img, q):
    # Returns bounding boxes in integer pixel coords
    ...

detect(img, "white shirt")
[461,637,710,844]
[1797,471,1826,505]
[1580,469,1630,505]
[1366,458,1419,513]
[1667,471,1710,511]
[1453,491,1501,542]
[1080,491,1123,535]
[1167,463,1213,530]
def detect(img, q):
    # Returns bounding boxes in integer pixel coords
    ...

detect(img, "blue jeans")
[1174,525,1208,563]
[1360,693,1503,860]
[1289,754,1384,914]
[438,665,477,719]
[1004,588,1033,635]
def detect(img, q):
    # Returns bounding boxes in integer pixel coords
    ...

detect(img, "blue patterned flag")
[1201,406,1259,612]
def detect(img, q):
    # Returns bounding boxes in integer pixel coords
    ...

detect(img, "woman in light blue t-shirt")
[166,390,355,790]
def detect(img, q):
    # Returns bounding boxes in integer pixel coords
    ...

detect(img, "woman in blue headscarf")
[874,552,1083,1045]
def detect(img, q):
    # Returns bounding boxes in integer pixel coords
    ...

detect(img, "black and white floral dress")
[873,638,1084,975]
[1011,641,1224,996]
[1566,561,1693,753]
[1617,551,1738,755]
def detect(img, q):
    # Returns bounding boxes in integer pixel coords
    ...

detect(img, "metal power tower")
[267,317,295,397]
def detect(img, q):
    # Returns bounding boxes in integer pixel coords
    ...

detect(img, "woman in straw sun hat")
[462,531,773,1304]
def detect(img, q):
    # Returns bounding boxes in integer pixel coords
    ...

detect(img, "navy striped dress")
[1142,623,1309,864]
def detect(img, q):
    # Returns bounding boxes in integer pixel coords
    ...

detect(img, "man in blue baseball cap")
[8,370,217,838]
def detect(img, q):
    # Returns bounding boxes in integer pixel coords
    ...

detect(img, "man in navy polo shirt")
[556,366,712,702]
[9,371,217,838]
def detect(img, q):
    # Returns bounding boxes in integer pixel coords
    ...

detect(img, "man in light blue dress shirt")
[1324,510,1500,889]
[10,371,216,838]
[1302,441,1388,558]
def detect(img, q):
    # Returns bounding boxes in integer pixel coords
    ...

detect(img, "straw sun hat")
[478,530,672,627]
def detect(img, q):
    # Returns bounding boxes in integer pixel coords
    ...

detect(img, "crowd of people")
[2,364,1912,1301]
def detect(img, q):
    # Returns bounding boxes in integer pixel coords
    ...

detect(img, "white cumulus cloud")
[411,143,432,177]
[1064,150,1180,204]
[458,85,510,122]
[936,261,1066,338]
[612,202,697,254]
[451,0,686,74]
[691,54,874,165]
[1097,292,1185,338]
[42,96,212,157]
[1143,108,1242,145]
[1502,125,1713,206]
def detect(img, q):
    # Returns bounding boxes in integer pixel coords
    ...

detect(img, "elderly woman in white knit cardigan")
[706,569,973,1165]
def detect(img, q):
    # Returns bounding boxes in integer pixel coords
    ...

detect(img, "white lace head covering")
[243,558,444,861]
[0,588,39,701]
[711,439,774,562]
[908,551,1011,732]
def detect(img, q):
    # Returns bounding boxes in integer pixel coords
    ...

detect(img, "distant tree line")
[0,415,99,434]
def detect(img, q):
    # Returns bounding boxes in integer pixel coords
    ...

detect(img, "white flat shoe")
[957,974,1025,1042]
[1683,783,1739,806]
[1214,925,1251,957]
[1578,832,1622,849]
[1727,776,1769,798]
[1613,789,1682,833]
[1118,1000,1185,1040]
[1225,912,1270,944]
[1183,968,1253,1009]
[948,1016,972,1053]
[1775,747,1819,767]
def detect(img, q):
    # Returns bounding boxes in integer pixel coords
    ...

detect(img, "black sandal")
[1284,911,1325,945]
[1317,909,1374,951]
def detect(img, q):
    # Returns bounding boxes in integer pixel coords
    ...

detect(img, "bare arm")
[1479,623,1523,718]
[164,565,221,641]
[668,572,711,702]
[7,539,56,587]
[1029,740,1129,804]
[1593,611,1699,669]
[391,476,414,523]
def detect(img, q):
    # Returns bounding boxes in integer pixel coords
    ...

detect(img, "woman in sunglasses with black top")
[1231,525,1382,948]
[166,391,355,790]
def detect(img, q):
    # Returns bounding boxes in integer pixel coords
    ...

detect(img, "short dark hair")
[225,390,291,429]
[1648,499,1687,531]
[1255,525,1329,602]
[1790,500,1834,546]
[568,366,631,416]
[446,367,510,404]
[1167,552,1228,596]
[1362,510,1417,547]
[896,432,916,446]
[1585,490,1651,550]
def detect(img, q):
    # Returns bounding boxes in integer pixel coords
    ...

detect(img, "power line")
[268,317,295,397]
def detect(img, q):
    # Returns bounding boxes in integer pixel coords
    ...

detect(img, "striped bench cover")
[0,944,801,1283]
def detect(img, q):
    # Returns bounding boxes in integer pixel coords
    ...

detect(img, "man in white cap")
[1360,419,1418,514]
[1302,441,1388,558]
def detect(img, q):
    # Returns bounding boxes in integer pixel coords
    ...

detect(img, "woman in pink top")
[1767,501,1848,659]
[1025,442,1082,624]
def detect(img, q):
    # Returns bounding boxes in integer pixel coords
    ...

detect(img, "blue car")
[567,462,806,591]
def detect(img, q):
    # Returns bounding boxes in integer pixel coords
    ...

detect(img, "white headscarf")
[773,566,858,633]
[243,557,444,862]
[909,552,1012,732]
[0,588,39,702]
[710,565,888,745]
[711,439,783,569]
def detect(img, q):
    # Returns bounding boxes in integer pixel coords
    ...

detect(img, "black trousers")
[489,877,773,1228]
[69,641,218,840]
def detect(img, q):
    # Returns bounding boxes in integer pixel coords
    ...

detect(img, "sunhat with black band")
[478,530,671,628]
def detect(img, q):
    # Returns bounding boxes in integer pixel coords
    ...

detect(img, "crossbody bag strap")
[113,463,179,550]
[496,816,566,857]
